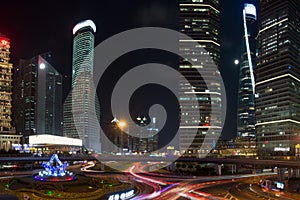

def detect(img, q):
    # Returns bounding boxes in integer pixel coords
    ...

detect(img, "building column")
[100,162,105,171]
[231,164,237,174]
[287,168,300,178]
[288,168,293,179]
[215,164,222,176]
[295,169,300,178]
[277,167,286,181]
[168,162,175,172]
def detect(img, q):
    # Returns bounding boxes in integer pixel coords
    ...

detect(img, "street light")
[118,121,126,129]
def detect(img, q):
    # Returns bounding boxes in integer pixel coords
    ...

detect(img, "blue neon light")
[36,154,74,181]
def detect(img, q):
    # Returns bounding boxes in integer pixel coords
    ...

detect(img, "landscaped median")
[0,174,134,200]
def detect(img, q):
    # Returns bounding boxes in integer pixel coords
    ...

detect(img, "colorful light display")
[35,154,74,182]
[108,189,135,200]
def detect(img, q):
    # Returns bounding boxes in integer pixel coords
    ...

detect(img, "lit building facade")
[237,4,257,138]
[179,0,222,157]
[131,116,159,153]
[13,52,63,143]
[0,35,21,150]
[255,0,300,157]
[216,138,257,158]
[29,134,82,155]
[63,20,101,152]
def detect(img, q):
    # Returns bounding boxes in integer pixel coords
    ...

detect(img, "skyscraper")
[14,52,63,143]
[256,0,300,157]
[237,4,257,138]
[0,35,21,150]
[63,19,101,152]
[0,36,13,133]
[179,0,221,157]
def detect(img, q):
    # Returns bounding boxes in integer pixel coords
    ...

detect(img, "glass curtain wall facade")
[179,0,221,157]
[14,52,62,143]
[256,0,300,157]
[63,20,101,152]
[237,4,257,138]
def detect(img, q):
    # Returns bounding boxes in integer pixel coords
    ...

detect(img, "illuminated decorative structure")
[63,19,101,152]
[0,35,21,150]
[237,4,257,138]
[255,0,300,157]
[13,52,63,143]
[179,0,221,157]
[35,154,74,181]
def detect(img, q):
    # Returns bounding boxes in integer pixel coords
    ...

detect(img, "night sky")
[0,0,258,141]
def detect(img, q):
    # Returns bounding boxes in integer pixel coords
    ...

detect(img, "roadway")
[102,161,285,200]
[2,154,300,168]
[1,160,300,200]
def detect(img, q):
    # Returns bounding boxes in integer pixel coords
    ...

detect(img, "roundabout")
[0,154,135,200]
[1,174,134,199]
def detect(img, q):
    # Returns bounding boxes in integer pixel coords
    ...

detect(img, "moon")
[234,59,239,65]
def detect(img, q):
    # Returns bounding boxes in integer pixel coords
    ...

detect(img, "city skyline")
[0,0,258,140]
[0,0,300,199]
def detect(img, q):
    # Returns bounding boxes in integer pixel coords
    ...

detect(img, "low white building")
[29,134,82,155]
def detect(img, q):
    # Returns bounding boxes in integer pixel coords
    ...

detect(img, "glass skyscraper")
[179,0,222,157]
[63,19,101,152]
[237,4,257,138]
[14,52,62,143]
[256,0,300,157]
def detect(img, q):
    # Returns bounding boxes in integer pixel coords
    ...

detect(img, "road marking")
[224,192,239,200]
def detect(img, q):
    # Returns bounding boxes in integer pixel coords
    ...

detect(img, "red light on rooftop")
[0,39,9,47]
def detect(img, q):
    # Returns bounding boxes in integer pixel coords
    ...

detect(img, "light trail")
[80,161,96,171]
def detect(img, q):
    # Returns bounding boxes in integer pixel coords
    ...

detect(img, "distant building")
[110,116,127,153]
[179,0,222,157]
[237,4,257,138]
[131,116,159,153]
[255,0,300,157]
[13,52,63,143]
[63,19,101,152]
[0,35,21,150]
[108,116,158,154]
